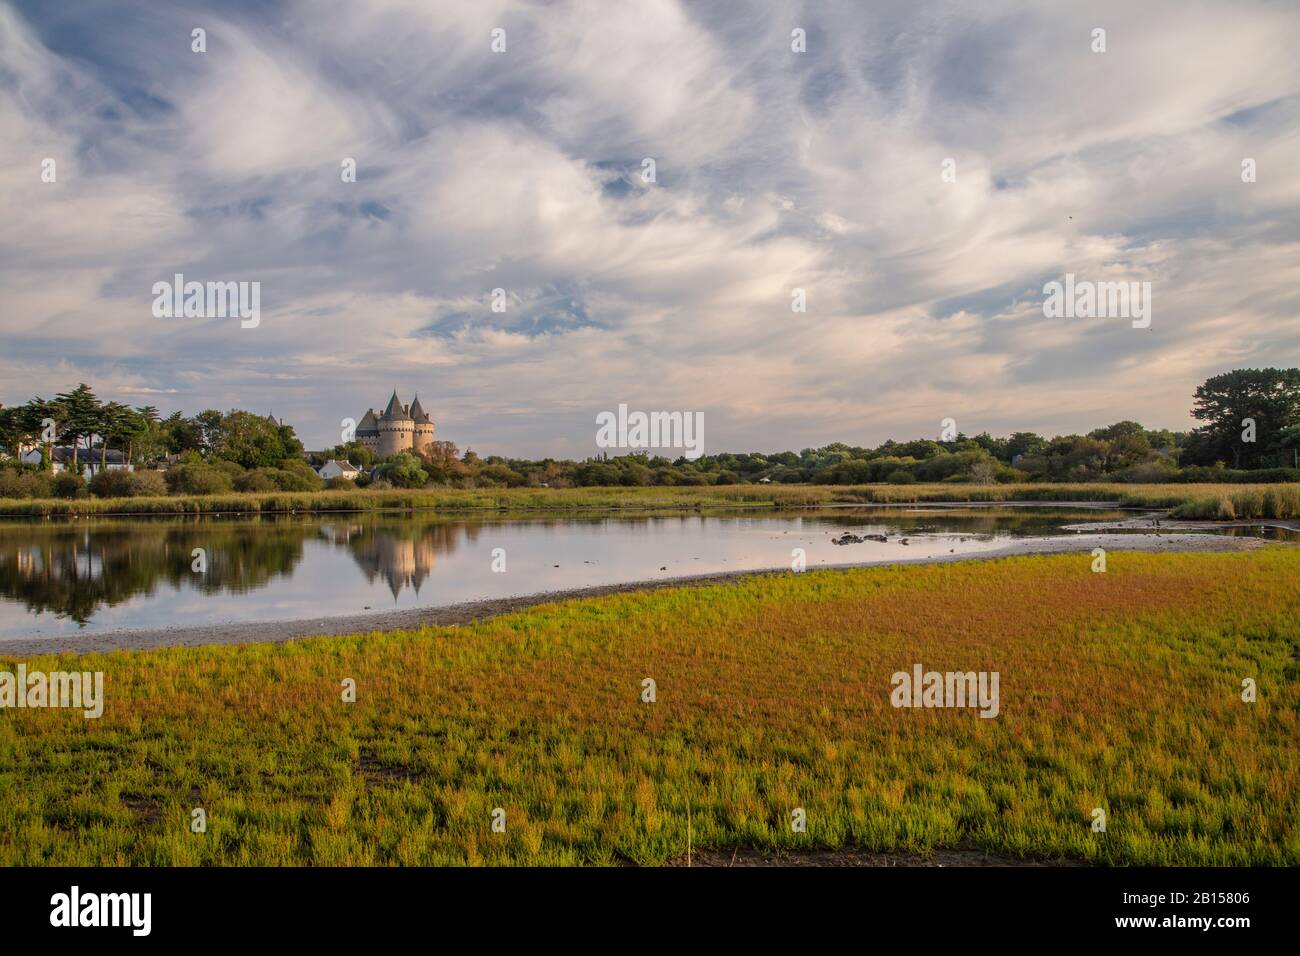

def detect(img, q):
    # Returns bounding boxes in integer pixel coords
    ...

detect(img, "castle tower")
[355,408,380,452]
[377,390,414,458]
[410,394,436,454]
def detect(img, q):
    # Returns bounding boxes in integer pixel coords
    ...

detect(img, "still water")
[0,506,1270,639]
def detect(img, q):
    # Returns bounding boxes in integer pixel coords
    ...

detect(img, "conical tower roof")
[381,390,411,422]
[410,394,432,424]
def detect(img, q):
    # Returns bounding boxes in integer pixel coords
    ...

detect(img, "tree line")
[2,368,1298,499]
[317,368,1300,490]
[0,383,306,469]
[0,384,312,499]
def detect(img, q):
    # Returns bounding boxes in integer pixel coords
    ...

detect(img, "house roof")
[44,446,129,465]
[323,459,359,472]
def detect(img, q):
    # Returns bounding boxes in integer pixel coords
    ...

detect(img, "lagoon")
[0,505,1278,640]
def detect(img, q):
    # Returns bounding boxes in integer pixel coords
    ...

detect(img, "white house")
[19,446,134,479]
[318,459,361,481]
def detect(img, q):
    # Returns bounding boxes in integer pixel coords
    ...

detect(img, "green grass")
[1,549,1297,866]
[0,481,1295,517]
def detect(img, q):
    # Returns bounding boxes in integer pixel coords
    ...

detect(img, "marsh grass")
[1,550,1296,866]
[0,481,1294,518]
[1169,485,1300,520]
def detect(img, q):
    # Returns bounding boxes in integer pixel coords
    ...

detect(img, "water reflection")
[0,507,1265,638]
[1,521,296,624]
[0,515,467,626]
[332,519,471,599]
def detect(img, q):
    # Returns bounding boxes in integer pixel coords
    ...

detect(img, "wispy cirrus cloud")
[1,0,1298,456]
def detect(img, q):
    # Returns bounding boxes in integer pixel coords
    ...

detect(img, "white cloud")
[0,0,1298,453]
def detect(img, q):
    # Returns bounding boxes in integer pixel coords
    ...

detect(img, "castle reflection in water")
[327,519,473,599]
[0,515,478,625]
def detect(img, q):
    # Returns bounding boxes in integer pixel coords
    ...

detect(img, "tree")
[133,406,165,464]
[574,462,620,486]
[478,462,526,486]
[971,432,1009,461]
[1187,368,1300,468]
[23,399,56,468]
[211,411,288,470]
[53,384,101,469]
[162,411,202,455]
[328,441,374,469]
[98,402,127,468]
[1006,432,1048,462]
[274,421,305,461]
[888,439,944,461]
[0,406,27,457]
[375,452,428,488]
[1274,424,1300,469]
[1143,428,1180,456]
[425,440,460,469]
[104,404,148,466]
[1089,422,1152,471]
[1088,421,1146,443]
[191,410,225,456]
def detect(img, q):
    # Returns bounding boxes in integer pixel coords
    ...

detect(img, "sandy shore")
[1,531,1277,657]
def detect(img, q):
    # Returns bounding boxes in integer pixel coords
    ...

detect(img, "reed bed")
[1,482,1295,518]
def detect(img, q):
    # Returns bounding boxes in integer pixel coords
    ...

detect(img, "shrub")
[375,453,428,489]
[885,469,916,484]
[89,469,171,498]
[821,460,873,484]
[129,470,167,496]
[0,469,55,499]
[574,462,620,486]
[234,469,279,493]
[673,470,712,486]
[865,457,916,482]
[269,462,322,492]
[52,472,88,499]
[324,476,356,490]
[88,469,135,498]
[210,459,247,481]
[1178,466,1300,484]
[1113,459,1180,483]
[915,450,998,483]
[164,463,234,495]
[478,463,527,487]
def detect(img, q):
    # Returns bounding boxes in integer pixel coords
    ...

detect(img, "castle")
[355,391,436,458]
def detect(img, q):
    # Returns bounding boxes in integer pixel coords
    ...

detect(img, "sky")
[1,0,1298,458]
